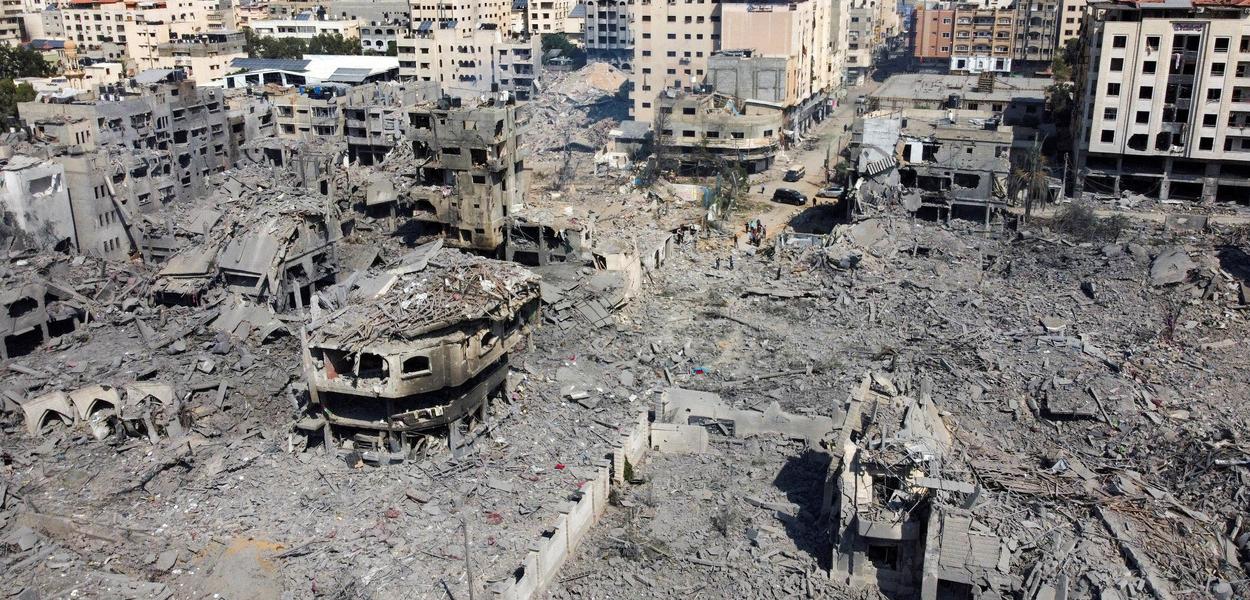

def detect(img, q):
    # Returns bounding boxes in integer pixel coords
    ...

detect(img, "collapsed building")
[0,277,86,360]
[301,242,540,456]
[852,108,1017,219]
[827,378,1016,600]
[147,167,345,309]
[364,95,528,253]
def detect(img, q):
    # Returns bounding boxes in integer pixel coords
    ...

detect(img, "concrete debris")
[1149,247,1196,286]
[1,66,1249,600]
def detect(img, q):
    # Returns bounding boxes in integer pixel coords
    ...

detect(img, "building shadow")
[772,448,832,569]
[788,203,849,234]
[1217,246,1250,286]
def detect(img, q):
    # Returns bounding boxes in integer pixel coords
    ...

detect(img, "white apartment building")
[527,0,574,33]
[49,0,226,69]
[631,0,845,124]
[398,0,541,99]
[249,16,362,39]
[584,0,632,54]
[1074,0,1250,205]
[1058,0,1086,50]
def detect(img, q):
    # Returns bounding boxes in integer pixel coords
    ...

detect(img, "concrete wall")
[489,410,649,600]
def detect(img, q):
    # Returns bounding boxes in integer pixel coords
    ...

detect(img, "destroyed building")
[19,75,237,207]
[0,274,86,360]
[853,108,1015,219]
[147,168,345,309]
[393,96,528,253]
[657,90,784,174]
[828,378,1016,600]
[301,243,540,454]
[344,81,441,165]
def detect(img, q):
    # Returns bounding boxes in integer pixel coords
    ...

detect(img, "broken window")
[866,544,899,570]
[480,331,498,354]
[7,296,38,318]
[402,355,431,376]
[952,173,981,188]
[358,353,386,379]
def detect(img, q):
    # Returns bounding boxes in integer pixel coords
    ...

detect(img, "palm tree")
[1010,137,1052,222]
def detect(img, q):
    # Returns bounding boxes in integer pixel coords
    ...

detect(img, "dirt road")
[733,79,881,250]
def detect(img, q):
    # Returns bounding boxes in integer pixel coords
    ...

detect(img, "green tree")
[242,28,308,59]
[1050,38,1081,82]
[540,33,585,67]
[0,45,54,79]
[0,79,37,122]
[307,32,361,55]
[1010,137,1053,222]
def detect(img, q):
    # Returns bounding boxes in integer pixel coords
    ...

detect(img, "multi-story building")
[1058,0,1086,50]
[527,0,574,34]
[395,0,541,99]
[631,0,844,125]
[50,0,230,72]
[271,84,348,140]
[848,0,881,81]
[657,90,783,173]
[397,26,542,100]
[403,97,528,252]
[249,15,361,39]
[912,2,1015,73]
[323,0,411,53]
[18,76,242,257]
[583,0,633,56]
[629,0,718,124]
[1073,0,1250,204]
[344,81,441,164]
[0,0,23,45]
[155,31,248,83]
[1013,0,1060,71]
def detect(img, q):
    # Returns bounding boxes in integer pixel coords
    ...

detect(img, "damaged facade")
[301,243,540,455]
[829,377,1016,600]
[377,96,527,253]
[854,108,1015,218]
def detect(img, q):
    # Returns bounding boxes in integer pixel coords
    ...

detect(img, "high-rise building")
[1073,0,1250,204]
[631,0,845,125]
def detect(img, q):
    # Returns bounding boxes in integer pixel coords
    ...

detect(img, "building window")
[1142,61,1156,74]
[1112,35,1127,48]
[1110,58,1123,71]
[1208,88,1222,101]
[1139,86,1153,99]
[1136,110,1150,123]
[1106,82,1120,96]
[1101,129,1114,142]
[1212,62,1226,76]
[1146,36,1160,51]
[1215,37,1230,53]
[1200,137,1213,150]
[1203,113,1217,126]
[1103,107,1117,120]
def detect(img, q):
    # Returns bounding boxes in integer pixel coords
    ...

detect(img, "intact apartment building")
[631,0,846,126]
[154,31,248,83]
[912,2,1016,73]
[1073,0,1250,204]
[394,0,542,99]
[48,0,233,71]
[249,14,361,39]
[527,0,575,33]
[584,0,633,56]
[1058,0,1086,49]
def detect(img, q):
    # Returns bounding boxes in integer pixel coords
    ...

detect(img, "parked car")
[816,185,845,199]
[771,188,807,206]
[783,166,806,182]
